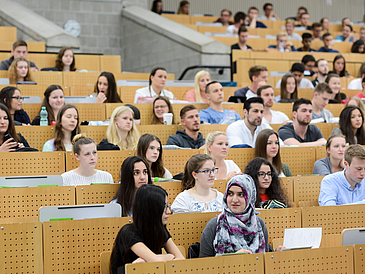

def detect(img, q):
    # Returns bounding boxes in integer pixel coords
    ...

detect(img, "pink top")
[185,89,209,103]
[342,92,364,104]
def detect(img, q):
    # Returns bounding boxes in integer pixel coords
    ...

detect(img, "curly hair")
[8,58,33,84]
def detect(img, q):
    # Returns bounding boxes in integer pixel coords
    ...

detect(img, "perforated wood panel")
[15,125,54,151]
[126,261,165,274]
[264,245,353,274]
[27,41,46,52]
[167,212,217,252]
[158,181,183,205]
[0,186,75,219]
[163,149,199,176]
[119,86,143,104]
[280,147,316,176]
[63,72,100,86]
[17,84,49,97]
[199,124,229,138]
[354,244,365,274]
[293,175,325,206]
[76,184,120,205]
[100,251,111,274]
[325,104,345,117]
[301,204,365,235]
[65,85,95,96]
[31,71,63,86]
[27,53,57,69]
[316,146,327,162]
[0,26,16,41]
[166,253,264,274]
[66,150,133,182]
[80,125,108,143]
[137,125,179,145]
[21,103,42,120]
[298,200,319,207]
[280,177,294,203]
[225,147,255,172]
[115,72,174,81]
[0,222,43,274]
[0,151,65,176]
[315,123,335,139]
[100,55,121,73]
[73,103,106,121]
[43,217,132,274]
[74,55,101,71]
[257,208,301,245]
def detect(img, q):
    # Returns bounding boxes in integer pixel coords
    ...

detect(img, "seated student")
[234,65,269,99]
[295,12,311,30]
[43,47,77,72]
[351,40,365,53]
[317,33,340,53]
[313,134,346,175]
[171,154,223,213]
[246,7,267,28]
[266,32,295,52]
[312,59,329,88]
[0,104,29,152]
[166,105,205,149]
[8,58,34,84]
[61,134,113,186]
[275,63,314,89]
[136,134,172,179]
[92,71,122,104]
[302,54,316,76]
[311,22,323,41]
[214,9,233,26]
[226,11,247,34]
[320,17,330,33]
[296,33,316,52]
[185,70,211,103]
[255,129,292,177]
[311,83,334,122]
[331,106,365,145]
[226,97,273,148]
[258,3,280,21]
[0,86,30,125]
[32,85,65,125]
[285,19,302,40]
[124,104,141,125]
[335,24,355,42]
[43,105,81,151]
[199,81,241,124]
[151,96,175,125]
[199,174,275,257]
[346,77,365,101]
[111,156,153,217]
[328,55,352,78]
[278,74,298,103]
[134,67,175,103]
[151,0,162,14]
[325,73,342,103]
[110,184,184,274]
[348,62,365,90]
[98,106,140,150]
[177,0,189,14]
[231,26,252,51]
[345,96,365,111]
[257,85,289,124]
[0,40,38,71]
[204,131,241,180]
[319,144,365,206]
[278,98,326,147]
[245,157,289,208]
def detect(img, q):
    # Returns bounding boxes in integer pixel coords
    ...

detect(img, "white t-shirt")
[262,109,290,124]
[347,78,362,90]
[133,86,175,103]
[224,159,241,175]
[163,167,172,179]
[275,78,314,89]
[226,25,236,34]
[257,15,277,21]
[61,170,114,186]
[171,189,223,213]
[245,89,257,99]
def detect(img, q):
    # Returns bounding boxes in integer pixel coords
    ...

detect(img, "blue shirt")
[317,47,339,53]
[335,34,355,42]
[318,170,365,206]
[296,47,316,52]
[268,45,296,51]
[199,107,241,124]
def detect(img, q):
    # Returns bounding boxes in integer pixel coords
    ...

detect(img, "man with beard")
[312,59,329,87]
[226,97,274,148]
[167,105,205,149]
[278,98,326,147]
[257,85,289,124]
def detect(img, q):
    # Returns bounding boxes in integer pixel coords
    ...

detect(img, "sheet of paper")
[283,227,322,249]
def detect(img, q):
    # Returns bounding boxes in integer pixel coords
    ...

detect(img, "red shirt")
[260,193,269,202]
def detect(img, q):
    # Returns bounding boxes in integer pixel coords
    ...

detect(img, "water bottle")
[40,107,48,126]
[228,107,236,124]
[278,41,284,52]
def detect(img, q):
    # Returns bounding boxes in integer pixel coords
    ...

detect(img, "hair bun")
[72,133,87,144]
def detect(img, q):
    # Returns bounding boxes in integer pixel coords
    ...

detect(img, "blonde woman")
[205,131,241,180]
[98,106,140,150]
[8,58,34,84]
[185,70,211,103]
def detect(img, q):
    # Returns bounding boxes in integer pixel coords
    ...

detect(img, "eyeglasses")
[154,105,168,109]
[11,96,24,101]
[195,168,219,176]
[258,171,273,178]
[164,203,171,212]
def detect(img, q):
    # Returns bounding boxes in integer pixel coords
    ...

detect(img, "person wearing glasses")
[171,154,223,213]
[0,86,30,125]
[110,184,185,274]
[150,96,175,125]
[244,157,289,208]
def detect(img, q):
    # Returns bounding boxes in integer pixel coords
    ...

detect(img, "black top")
[14,110,31,125]
[278,123,323,143]
[97,138,120,150]
[110,224,171,274]
[166,130,205,149]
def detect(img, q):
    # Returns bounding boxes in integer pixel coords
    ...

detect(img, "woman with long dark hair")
[279,74,297,103]
[255,129,292,177]
[244,157,289,208]
[8,58,33,84]
[0,86,31,125]
[325,73,342,103]
[331,106,365,145]
[55,47,76,71]
[150,96,175,125]
[111,156,152,217]
[136,134,172,179]
[329,55,351,77]
[151,0,162,14]
[110,184,185,274]
[42,105,81,151]
[93,71,122,104]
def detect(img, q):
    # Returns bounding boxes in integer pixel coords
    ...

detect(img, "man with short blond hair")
[319,144,365,206]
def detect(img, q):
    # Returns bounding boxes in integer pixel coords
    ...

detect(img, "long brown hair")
[93,72,122,103]
[8,58,33,84]
[54,105,81,151]
[55,47,76,71]
[280,74,298,100]
[40,85,65,124]
[325,73,342,103]
[182,154,215,190]
[0,103,20,143]
[254,129,283,175]
[339,106,365,145]
[150,96,175,124]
